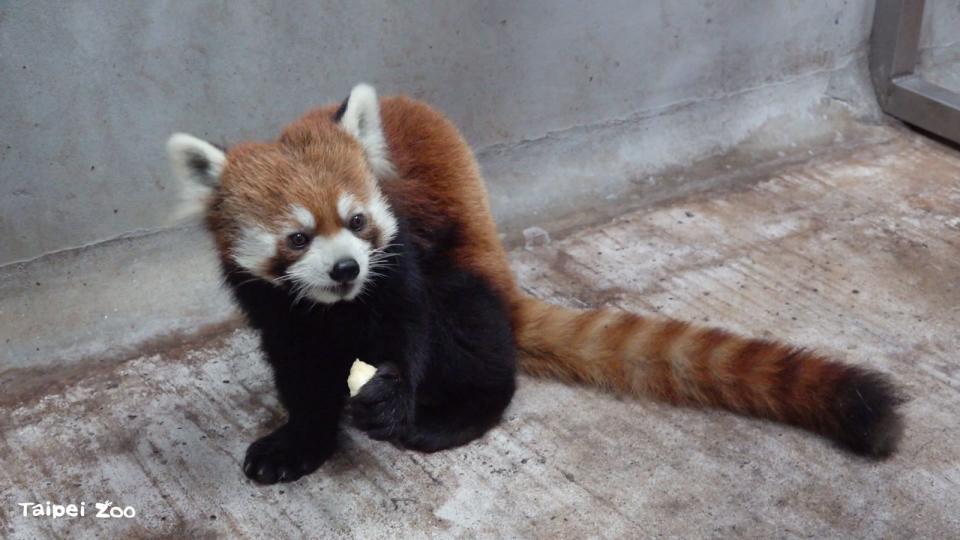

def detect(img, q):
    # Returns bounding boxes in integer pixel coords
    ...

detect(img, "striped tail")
[511,296,904,458]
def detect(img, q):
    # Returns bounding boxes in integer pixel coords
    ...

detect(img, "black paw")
[349,363,411,441]
[242,424,334,484]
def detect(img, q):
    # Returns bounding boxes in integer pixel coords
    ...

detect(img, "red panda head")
[166,84,399,304]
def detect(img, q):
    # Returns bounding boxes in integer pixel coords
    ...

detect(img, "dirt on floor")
[2,128,959,539]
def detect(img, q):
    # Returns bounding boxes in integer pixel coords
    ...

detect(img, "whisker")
[368,257,398,267]
[233,276,262,288]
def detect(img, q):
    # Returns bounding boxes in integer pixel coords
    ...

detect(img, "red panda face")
[218,144,397,304]
[168,84,398,305]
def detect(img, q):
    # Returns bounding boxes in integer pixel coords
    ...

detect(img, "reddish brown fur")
[207,120,384,270]
[207,93,902,457]
[288,97,518,301]
[511,297,899,451]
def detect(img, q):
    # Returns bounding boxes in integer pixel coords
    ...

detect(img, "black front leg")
[348,363,413,442]
[348,362,516,453]
[243,414,337,484]
[244,352,350,484]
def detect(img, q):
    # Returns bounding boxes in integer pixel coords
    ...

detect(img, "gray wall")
[921,0,960,51]
[919,0,960,91]
[1,1,957,265]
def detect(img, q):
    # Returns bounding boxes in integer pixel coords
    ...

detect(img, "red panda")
[167,84,903,484]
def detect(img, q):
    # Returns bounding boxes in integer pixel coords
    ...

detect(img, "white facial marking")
[232,226,277,274]
[338,84,396,179]
[337,191,397,247]
[290,204,316,231]
[337,193,358,222]
[286,229,371,304]
[367,192,398,246]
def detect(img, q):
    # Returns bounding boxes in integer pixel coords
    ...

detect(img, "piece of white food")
[348,359,377,397]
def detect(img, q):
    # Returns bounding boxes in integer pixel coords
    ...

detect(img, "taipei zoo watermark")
[17,500,136,519]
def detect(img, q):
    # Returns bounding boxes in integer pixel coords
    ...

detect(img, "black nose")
[329,258,360,283]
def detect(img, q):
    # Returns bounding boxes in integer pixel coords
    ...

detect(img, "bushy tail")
[511,296,904,458]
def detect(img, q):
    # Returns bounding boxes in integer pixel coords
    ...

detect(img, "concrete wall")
[921,0,960,51]
[919,0,960,91]
[1,1,955,266]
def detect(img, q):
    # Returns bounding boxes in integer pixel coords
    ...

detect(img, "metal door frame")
[870,0,960,143]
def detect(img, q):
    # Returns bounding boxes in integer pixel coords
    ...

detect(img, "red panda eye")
[287,232,310,250]
[349,213,366,232]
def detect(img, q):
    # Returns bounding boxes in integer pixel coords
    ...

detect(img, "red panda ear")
[167,133,226,188]
[336,84,396,179]
[166,133,226,222]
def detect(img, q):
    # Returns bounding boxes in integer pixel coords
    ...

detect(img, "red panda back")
[289,93,905,458]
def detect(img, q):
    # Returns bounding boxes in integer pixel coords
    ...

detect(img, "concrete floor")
[2,127,959,538]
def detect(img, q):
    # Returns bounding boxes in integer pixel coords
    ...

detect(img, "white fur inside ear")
[338,84,396,179]
[166,133,226,222]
